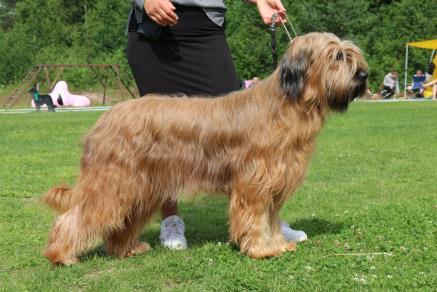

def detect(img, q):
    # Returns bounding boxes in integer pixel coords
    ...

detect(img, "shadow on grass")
[80,199,344,261]
[80,198,230,261]
[143,197,230,248]
[287,218,344,237]
[144,199,345,246]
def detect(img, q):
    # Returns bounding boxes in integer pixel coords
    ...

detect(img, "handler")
[126,0,307,250]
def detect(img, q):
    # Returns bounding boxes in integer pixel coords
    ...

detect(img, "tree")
[0,0,17,30]
[0,0,435,92]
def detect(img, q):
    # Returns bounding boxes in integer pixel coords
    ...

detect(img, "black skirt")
[126,5,240,97]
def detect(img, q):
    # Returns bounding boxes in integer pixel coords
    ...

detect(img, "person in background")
[380,70,399,99]
[425,63,435,81]
[423,63,436,100]
[126,0,308,251]
[407,69,426,98]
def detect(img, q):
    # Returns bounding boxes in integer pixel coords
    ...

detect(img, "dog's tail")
[43,185,74,213]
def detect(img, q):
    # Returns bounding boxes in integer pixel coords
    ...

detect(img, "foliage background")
[0,0,436,91]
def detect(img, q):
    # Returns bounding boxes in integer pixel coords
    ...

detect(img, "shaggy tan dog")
[43,32,368,265]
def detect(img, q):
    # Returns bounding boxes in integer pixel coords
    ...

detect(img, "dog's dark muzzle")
[354,70,368,97]
[330,70,368,112]
[357,70,368,81]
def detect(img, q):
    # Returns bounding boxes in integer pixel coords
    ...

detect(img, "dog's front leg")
[228,182,296,259]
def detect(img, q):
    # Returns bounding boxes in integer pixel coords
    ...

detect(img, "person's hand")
[255,0,286,25]
[144,0,178,27]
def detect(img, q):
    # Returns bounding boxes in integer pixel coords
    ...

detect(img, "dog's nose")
[358,71,368,80]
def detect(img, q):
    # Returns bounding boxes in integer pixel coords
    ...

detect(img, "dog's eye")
[335,52,344,61]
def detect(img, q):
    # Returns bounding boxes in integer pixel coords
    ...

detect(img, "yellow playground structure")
[404,39,437,98]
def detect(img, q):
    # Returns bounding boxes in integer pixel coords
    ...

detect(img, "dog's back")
[82,95,251,198]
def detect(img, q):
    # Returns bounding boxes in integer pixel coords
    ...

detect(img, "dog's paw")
[283,241,297,252]
[245,247,282,259]
[245,240,297,259]
[126,241,151,257]
[44,248,79,265]
[61,257,79,266]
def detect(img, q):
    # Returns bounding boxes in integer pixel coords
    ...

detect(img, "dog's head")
[279,32,368,112]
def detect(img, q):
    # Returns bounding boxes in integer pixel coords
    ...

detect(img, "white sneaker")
[159,215,188,250]
[281,220,308,243]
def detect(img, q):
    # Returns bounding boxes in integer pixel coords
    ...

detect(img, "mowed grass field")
[0,101,436,291]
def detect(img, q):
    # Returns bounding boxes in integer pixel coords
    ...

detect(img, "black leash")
[270,12,299,69]
[270,13,278,69]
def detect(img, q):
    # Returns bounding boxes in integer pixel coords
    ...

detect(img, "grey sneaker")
[281,220,308,243]
[159,215,188,250]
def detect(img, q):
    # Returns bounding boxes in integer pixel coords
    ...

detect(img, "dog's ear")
[279,51,309,101]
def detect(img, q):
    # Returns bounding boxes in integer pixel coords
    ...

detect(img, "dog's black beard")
[352,81,368,100]
[329,98,350,112]
[329,80,367,112]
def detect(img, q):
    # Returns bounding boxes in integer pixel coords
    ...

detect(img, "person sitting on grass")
[380,70,399,99]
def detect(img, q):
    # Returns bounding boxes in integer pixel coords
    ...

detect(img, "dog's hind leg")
[44,201,136,265]
[44,187,138,264]
[44,206,94,265]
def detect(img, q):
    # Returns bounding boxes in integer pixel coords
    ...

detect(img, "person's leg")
[386,87,395,99]
[159,200,187,250]
[150,7,239,249]
[127,32,187,249]
[161,200,178,218]
[380,86,389,99]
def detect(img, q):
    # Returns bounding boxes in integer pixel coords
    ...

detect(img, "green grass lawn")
[0,101,436,291]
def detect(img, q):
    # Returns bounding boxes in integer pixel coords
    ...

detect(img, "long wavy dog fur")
[43,32,368,265]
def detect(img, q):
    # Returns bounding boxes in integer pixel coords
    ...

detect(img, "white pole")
[404,44,409,99]
[430,49,436,63]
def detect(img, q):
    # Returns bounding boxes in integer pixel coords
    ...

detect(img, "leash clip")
[270,13,278,31]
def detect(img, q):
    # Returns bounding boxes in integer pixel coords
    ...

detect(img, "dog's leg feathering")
[44,161,156,265]
[229,174,296,259]
[44,207,87,265]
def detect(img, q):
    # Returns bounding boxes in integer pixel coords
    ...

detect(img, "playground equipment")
[2,64,138,108]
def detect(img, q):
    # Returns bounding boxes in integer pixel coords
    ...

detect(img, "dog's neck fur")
[213,72,325,198]
[222,71,326,147]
